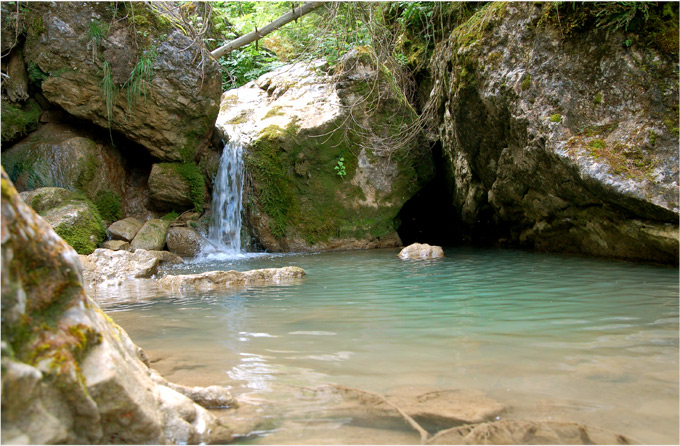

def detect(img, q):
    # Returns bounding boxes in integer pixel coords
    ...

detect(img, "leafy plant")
[218,45,283,90]
[100,61,114,137]
[124,48,157,110]
[162,210,180,221]
[334,157,347,179]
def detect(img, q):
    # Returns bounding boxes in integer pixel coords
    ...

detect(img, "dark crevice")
[396,142,460,247]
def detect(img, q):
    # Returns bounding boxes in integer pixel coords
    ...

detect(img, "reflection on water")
[102,247,679,444]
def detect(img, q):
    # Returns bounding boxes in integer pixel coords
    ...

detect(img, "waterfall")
[205,140,245,255]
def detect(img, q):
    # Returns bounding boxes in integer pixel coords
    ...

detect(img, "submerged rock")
[426,419,637,445]
[20,187,105,255]
[217,49,433,252]
[1,169,234,444]
[157,266,306,292]
[398,243,445,259]
[130,219,170,251]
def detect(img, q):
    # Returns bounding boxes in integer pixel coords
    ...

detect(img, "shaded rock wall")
[429,3,678,263]
[1,168,233,444]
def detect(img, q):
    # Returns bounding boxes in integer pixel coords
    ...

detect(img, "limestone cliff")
[428,2,678,263]
[216,49,434,252]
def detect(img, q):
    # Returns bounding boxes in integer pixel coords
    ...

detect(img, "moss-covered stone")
[1,99,41,143]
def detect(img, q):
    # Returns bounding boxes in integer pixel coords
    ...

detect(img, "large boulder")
[21,2,221,161]
[216,50,434,252]
[20,187,105,255]
[1,169,233,444]
[429,3,679,263]
[2,123,126,218]
[130,219,170,251]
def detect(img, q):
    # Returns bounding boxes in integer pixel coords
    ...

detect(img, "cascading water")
[203,140,245,258]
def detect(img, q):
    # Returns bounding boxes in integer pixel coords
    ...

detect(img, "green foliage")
[593,93,602,104]
[593,2,650,37]
[100,61,114,132]
[521,74,531,90]
[334,157,347,178]
[27,62,48,86]
[219,45,283,90]
[94,191,122,222]
[88,19,109,45]
[550,113,562,123]
[124,48,157,110]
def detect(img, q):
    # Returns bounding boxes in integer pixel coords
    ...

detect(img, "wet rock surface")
[166,226,205,258]
[130,218,170,251]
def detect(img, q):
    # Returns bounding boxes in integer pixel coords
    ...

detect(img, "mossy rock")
[21,187,105,255]
[1,98,41,144]
[148,163,206,212]
[130,219,170,251]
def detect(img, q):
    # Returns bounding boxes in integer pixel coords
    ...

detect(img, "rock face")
[130,219,170,251]
[398,243,445,259]
[1,169,233,444]
[166,226,205,257]
[429,3,679,263]
[20,187,105,255]
[157,266,306,292]
[217,49,433,252]
[21,2,221,161]
[1,123,126,209]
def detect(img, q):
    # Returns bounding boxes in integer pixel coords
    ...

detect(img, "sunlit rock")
[157,266,306,292]
[130,219,170,251]
[398,243,445,259]
[107,217,144,242]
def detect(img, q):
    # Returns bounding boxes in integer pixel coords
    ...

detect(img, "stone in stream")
[80,248,183,288]
[166,226,205,258]
[1,169,234,444]
[157,267,306,292]
[398,243,445,259]
[130,219,170,251]
[107,217,144,242]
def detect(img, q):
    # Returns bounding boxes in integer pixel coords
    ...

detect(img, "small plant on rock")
[334,157,347,179]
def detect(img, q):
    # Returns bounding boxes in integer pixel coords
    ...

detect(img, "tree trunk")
[210,2,326,59]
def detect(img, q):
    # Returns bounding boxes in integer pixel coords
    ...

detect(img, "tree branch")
[210,2,326,59]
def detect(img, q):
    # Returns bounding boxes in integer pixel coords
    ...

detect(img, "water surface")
[103,247,679,444]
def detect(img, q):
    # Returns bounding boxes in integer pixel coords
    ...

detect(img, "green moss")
[588,138,606,149]
[1,100,41,143]
[664,118,679,135]
[521,74,531,90]
[550,113,562,123]
[649,130,657,146]
[94,190,122,222]
[173,162,205,212]
[593,92,602,105]
[227,111,249,124]
[74,154,99,191]
[263,106,285,119]
[54,207,105,255]
[27,62,48,86]
[162,210,180,221]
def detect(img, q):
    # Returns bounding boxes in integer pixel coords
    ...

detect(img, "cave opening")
[396,142,462,247]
